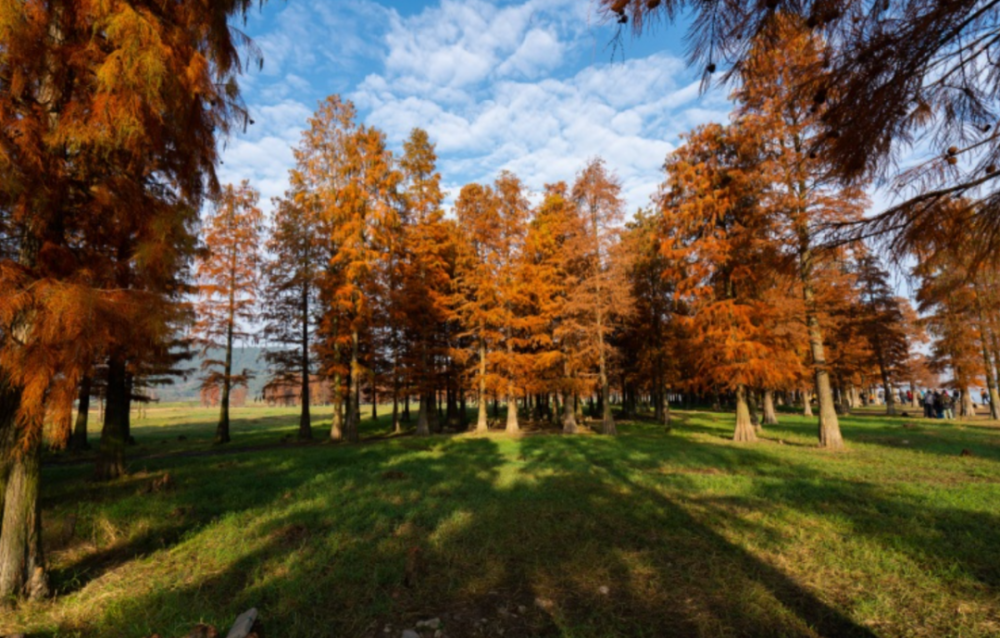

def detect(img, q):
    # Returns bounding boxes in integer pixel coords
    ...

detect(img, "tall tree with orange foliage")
[289,96,359,441]
[608,1,1000,265]
[735,16,868,448]
[913,200,997,418]
[522,183,582,432]
[568,159,630,435]
[399,129,450,436]
[195,181,264,445]
[0,0,263,599]
[661,123,803,441]
[492,172,532,433]
[620,209,679,427]
[454,184,502,433]
[327,124,402,443]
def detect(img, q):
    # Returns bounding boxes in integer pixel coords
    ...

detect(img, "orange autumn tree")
[0,0,264,599]
[492,172,532,434]
[735,15,868,448]
[399,128,451,436]
[289,96,358,441]
[619,208,680,427]
[661,123,803,442]
[567,158,630,435]
[913,201,996,417]
[521,183,582,432]
[195,181,264,445]
[327,123,402,443]
[454,183,503,433]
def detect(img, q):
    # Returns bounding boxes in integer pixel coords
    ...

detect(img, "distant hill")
[150,346,272,403]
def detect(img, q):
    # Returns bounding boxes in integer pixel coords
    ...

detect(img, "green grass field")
[6,404,1000,637]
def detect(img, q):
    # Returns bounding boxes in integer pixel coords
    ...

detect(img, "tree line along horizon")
[1,0,997,606]
[70,18,992,461]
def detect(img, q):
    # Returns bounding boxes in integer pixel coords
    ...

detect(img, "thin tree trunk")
[805,282,842,447]
[96,356,128,480]
[763,389,778,426]
[459,389,468,430]
[416,393,431,437]
[733,385,757,443]
[875,346,896,416]
[216,239,238,445]
[973,291,1000,420]
[982,342,1000,420]
[330,373,343,441]
[71,375,92,451]
[803,388,814,417]
[345,328,360,443]
[475,338,488,434]
[298,287,312,441]
[505,342,519,434]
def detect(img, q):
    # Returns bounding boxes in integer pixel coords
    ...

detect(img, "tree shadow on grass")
[15,424,1000,637]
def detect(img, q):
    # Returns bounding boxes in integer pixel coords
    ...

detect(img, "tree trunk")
[875,345,896,416]
[393,394,400,435]
[330,373,343,441]
[403,394,411,423]
[960,387,976,418]
[763,390,778,426]
[70,375,92,451]
[807,302,842,448]
[298,290,312,441]
[459,390,468,430]
[733,385,757,443]
[474,338,488,434]
[748,390,761,429]
[0,377,49,603]
[663,393,671,430]
[0,443,48,603]
[216,253,237,444]
[979,334,1000,420]
[345,329,360,443]
[416,393,432,437]
[562,390,578,434]
[803,388,814,417]
[96,356,128,480]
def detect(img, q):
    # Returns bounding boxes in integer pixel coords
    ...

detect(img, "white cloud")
[223,0,733,215]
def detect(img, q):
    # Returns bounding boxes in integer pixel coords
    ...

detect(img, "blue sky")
[218,0,732,213]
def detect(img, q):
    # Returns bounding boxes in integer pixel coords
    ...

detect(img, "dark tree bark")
[96,356,128,480]
[70,375,92,451]
[0,377,49,603]
[298,288,312,441]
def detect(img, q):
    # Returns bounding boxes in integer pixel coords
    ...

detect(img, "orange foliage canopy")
[0,0,263,448]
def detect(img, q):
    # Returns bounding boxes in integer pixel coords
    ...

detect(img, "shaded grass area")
[8,407,1000,637]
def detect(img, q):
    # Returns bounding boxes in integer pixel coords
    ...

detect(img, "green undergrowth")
[7,406,1000,637]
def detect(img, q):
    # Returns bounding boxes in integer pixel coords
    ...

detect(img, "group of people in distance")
[907,389,962,420]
